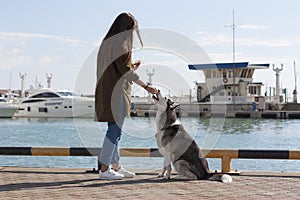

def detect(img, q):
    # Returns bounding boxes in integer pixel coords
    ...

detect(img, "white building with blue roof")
[188,62,270,106]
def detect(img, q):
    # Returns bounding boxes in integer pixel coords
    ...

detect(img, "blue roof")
[188,62,269,70]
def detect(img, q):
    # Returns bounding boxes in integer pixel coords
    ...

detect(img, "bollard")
[221,156,232,173]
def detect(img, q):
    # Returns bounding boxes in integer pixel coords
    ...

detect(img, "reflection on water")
[1,117,300,172]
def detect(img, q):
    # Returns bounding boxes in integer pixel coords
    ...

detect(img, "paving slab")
[1,167,300,199]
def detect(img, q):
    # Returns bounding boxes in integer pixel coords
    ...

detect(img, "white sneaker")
[99,168,124,180]
[117,167,135,178]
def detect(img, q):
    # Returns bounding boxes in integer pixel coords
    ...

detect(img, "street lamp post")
[272,64,283,103]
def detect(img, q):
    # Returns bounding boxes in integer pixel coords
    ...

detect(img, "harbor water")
[1,116,300,172]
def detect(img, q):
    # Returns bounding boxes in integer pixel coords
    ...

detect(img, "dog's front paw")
[164,169,171,179]
[157,173,164,178]
[164,175,171,179]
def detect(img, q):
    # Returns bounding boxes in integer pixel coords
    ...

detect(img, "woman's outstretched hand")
[145,85,158,94]
[134,79,158,94]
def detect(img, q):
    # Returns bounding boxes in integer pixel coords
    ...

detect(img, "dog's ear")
[170,103,180,110]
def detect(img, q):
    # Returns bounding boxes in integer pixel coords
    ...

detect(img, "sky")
[1,0,300,99]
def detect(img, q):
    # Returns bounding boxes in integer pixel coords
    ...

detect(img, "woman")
[95,12,157,180]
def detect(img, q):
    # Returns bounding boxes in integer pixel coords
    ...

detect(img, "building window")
[223,69,227,77]
[204,70,211,78]
[212,71,217,78]
[249,86,258,95]
[218,69,222,77]
[32,92,60,98]
[241,69,247,78]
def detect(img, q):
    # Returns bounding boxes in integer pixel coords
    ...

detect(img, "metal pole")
[232,10,236,109]
[293,61,297,103]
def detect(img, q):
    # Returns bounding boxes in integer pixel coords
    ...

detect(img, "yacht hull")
[14,97,94,118]
[0,105,18,118]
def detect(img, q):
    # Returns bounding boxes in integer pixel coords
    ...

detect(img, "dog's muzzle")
[152,90,160,101]
[152,94,159,101]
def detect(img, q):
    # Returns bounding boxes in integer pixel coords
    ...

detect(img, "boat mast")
[9,72,12,94]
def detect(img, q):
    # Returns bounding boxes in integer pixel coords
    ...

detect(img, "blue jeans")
[99,119,124,166]
[99,93,126,166]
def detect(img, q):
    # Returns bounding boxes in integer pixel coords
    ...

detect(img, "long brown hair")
[103,13,141,65]
[104,13,138,40]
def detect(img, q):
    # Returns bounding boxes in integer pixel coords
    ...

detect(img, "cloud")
[238,37,298,47]
[198,34,232,46]
[0,31,91,46]
[238,24,269,30]
[196,31,207,34]
[197,32,300,47]
[0,31,95,70]
[39,56,62,65]
[0,48,32,69]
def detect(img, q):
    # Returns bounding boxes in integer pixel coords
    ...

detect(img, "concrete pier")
[1,167,300,199]
[130,102,300,119]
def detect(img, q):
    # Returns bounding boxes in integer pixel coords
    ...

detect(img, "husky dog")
[153,91,232,183]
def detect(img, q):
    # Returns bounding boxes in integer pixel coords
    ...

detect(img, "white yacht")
[0,98,18,118]
[14,88,94,118]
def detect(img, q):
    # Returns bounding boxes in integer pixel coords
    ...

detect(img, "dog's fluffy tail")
[208,173,232,183]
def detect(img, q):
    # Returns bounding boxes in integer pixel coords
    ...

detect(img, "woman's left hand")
[132,60,142,70]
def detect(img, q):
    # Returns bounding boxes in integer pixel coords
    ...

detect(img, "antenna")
[294,61,297,92]
[226,10,238,109]
[232,10,236,66]
[232,10,236,109]
[225,10,238,65]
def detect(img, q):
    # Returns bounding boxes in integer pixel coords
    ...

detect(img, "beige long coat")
[95,38,139,123]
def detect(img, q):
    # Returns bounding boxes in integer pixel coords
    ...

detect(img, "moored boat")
[14,88,94,118]
[0,98,17,118]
